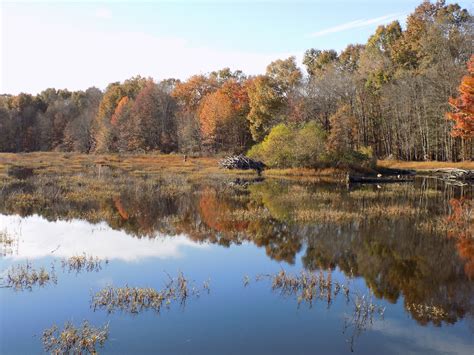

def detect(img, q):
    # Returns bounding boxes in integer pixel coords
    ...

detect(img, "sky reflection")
[0,214,209,262]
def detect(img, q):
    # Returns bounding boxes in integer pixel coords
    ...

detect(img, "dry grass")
[3,261,57,291]
[378,160,474,170]
[0,152,348,180]
[265,269,349,306]
[42,321,109,355]
[61,254,107,274]
[91,272,209,314]
[0,152,219,177]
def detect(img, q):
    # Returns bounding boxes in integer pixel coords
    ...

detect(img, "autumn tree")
[247,76,283,141]
[6,93,46,152]
[303,49,338,77]
[172,74,219,153]
[446,55,474,159]
[0,105,13,151]
[265,56,302,94]
[62,88,102,152]
[391,0,470,69]
[326,104,358,157]
[92,76,147,152]
[110,96,132,152]
[124,80,178,152]
[198,80,251,152]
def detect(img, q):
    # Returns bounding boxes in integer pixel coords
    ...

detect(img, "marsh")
[0,158,473,354]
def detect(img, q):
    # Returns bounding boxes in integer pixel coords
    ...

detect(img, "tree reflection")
[0,172,473,325]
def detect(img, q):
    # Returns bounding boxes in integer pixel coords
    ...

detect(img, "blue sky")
[1,1,472,94]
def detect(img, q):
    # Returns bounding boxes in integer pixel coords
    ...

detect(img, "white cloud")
[309,13,403,37]
[94,7,112,19]
[372,318,474,355]
[1,214,209,262]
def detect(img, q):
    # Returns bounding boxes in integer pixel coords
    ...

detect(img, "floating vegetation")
[91,272,209,314]
[42,321,109,354]
[3,261,57,291]
[61,254,107,274]
[252,270,384,351]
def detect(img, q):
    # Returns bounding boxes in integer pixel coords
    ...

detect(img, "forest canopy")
[0,1,472,163]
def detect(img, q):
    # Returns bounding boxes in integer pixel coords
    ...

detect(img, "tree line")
[0,0,472,164]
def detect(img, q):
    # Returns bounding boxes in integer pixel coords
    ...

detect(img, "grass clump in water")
[91,272,209,314]
[42,320,109,355]
[61,254,107,274]
[259,269,350,306]
[3,261,57,291]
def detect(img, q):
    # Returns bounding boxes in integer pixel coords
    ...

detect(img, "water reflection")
[0,215,208,261]
[0,171,473,353]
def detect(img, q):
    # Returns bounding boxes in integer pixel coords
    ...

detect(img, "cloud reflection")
[0,214,208,262]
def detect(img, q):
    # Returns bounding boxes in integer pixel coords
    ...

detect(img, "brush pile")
[219,155,266,172]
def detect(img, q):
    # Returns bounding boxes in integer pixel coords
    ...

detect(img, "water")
[0,173,473,354]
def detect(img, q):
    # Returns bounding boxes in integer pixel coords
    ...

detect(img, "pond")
[0,170,473,354]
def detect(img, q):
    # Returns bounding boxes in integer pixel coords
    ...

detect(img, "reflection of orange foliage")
[457,238,474,279]
[198,187,248,233]
[113,196,129,220]
[447,198,474,279]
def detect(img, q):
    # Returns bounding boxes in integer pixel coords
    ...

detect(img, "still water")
[0,172,473,354]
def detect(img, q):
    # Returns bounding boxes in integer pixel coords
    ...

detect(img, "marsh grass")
[61,254,107,274]
[42,321,109,355]
[91,272,209,314]
[0,152,351,182]
[4,261,57,291]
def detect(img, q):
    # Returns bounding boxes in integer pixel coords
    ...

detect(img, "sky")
[1,0,472,94]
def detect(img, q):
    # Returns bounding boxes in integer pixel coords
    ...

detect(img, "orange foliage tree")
[447,55,474,141]
[198,80,251,152]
